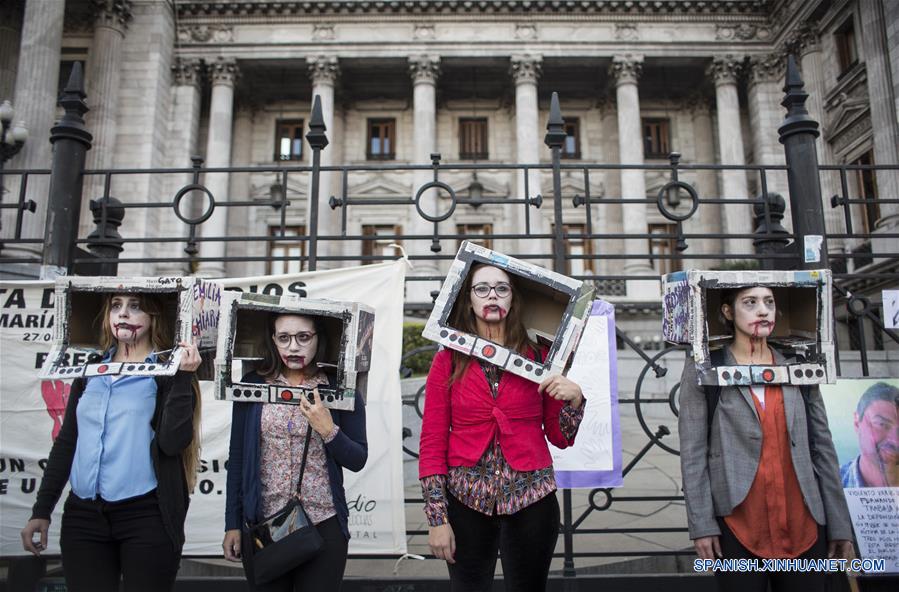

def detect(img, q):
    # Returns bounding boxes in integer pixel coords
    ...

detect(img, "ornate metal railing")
[1,58,898,584]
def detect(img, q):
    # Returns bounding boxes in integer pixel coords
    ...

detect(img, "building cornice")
[175,0,773,19]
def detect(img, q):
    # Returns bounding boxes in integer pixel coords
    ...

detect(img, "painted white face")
[723,286,776,340]
[272,315,318,371]
[108,294,151,347]
[470,265,513,324]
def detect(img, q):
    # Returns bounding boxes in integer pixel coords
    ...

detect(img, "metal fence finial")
[306,94,329,150]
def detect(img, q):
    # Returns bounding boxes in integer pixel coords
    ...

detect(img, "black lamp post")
[0,100,29,240]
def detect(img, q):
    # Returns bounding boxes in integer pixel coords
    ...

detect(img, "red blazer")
[418,348,576,478]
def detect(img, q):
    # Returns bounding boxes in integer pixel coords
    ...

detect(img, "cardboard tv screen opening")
[445,269,572,351]
[704,285,819,345]
[229,308,346,386]
[41,288,184,379]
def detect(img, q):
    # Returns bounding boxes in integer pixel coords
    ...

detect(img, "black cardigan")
[31,370,197,552]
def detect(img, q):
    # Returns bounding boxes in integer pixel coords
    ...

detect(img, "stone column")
[858,0,899,228]
[7,0,65,256]
[610,55,655,298]
[0,0,24,101]
[746,51,798,253]
[408,55,440,302]
[793,26,842,243]
[81,0,133,235]
[686,94,723,264]
[0,1,23,247]
[156,57,203,276]
[307,56,339,267]
[228,109,254,278]
[510,54,548,260]
[709,55,753,258]
[197,58,238,278]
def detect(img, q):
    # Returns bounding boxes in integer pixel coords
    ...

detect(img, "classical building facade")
[1,0,898,307]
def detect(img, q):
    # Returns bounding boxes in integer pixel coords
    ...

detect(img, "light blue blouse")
[69,351,158,501]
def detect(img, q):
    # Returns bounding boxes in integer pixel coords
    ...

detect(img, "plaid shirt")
[839,456,867,488]
[421,360,584,526]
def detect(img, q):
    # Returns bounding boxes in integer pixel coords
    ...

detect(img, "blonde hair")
[98,293,202,490]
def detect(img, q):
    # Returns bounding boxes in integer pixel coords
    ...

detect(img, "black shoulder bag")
[246,426,323,585]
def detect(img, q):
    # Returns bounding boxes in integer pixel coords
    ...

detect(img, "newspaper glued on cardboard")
[662,269,835,386]
[214,291,374,411]
[38,276,221,380]
[422,241,595,383]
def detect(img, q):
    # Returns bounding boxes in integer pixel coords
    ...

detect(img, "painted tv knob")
[281,391,294,402]
[482,345,496,358]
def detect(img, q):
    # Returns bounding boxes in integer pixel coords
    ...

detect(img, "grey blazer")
[678,346,853,542]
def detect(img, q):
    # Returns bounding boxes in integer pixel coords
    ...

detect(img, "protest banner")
[0,260,407,556]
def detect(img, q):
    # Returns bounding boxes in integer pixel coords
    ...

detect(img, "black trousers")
[242,516,348,592]
[446,492,560,592]
[59,490,180,592]
[715,518,837,592]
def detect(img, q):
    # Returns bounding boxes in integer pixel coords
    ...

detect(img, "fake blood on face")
[482,305,507,318]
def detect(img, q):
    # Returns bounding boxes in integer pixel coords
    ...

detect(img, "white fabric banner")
[0,260,408,557]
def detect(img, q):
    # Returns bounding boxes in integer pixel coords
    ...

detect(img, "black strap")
[296,424,313,497]
[704,347,814,454]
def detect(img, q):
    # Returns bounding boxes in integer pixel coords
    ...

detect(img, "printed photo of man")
[840,382,899,488]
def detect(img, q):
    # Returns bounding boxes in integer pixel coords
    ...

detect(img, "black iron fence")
[1,57,898,584]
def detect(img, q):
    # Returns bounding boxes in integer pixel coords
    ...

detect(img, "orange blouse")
[723,385,818,558]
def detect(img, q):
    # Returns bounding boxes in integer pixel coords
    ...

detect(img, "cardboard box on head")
[215,291,374,411]
[39,276,222,380]
[422,241,595,382]
[662,269,835,386]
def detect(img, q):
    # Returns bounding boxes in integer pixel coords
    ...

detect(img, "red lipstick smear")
[282,354,306,366]
[115,323,142,338]
[482,305,508,317]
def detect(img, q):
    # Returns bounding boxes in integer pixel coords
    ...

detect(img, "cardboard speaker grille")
[662,269,835,386]
[215,291,374,411]
[38,277,221,380]
[423,241,595,382]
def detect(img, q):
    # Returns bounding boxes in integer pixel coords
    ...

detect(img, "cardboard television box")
[422,241,595,382]
[214,291,374,411]
[39,276,221,380]
[662,269,835,386]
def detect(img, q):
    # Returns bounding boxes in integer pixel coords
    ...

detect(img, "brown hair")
[97,293,203,491]
[447,263,535,385]
[258,313,329,380]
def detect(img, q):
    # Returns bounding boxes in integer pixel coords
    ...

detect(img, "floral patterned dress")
[259,372,338,525]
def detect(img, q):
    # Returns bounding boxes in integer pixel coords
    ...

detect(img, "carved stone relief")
[707,55,744,86]
[510,54,542,84]
[515,24,537,40]
[177,24,233,44]
[171,57,203,88]
[609,55,643,85]
[409,55,440,84]
[313,24,335,41]
[715,23,771,41]
[615,24,639,41]
[413,23,435,40]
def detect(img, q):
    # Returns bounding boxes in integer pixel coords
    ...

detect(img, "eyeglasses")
[273,332,317,347]
[471,282,512,298]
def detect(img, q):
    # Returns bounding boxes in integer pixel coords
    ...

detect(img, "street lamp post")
[0,99,29,242]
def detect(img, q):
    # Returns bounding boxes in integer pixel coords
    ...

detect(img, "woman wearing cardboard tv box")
[223,312,367,591]
[679,285,853,592]
[419,263,586,592]
[21,293,203,592]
